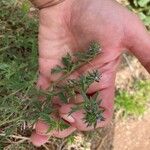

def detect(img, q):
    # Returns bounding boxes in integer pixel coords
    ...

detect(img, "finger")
[125,15,150,73]
[35,119,76,136]
[31,131,49,147]
[60,84,115,131]
[52,126,76,138]
[31,127,76,147]
[37,9,76,89]
[31,120,76,147]
[35,120,52,135]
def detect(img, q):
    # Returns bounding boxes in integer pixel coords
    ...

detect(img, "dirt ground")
[113,108,150,150]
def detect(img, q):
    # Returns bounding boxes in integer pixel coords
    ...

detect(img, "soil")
[113,108,150,150]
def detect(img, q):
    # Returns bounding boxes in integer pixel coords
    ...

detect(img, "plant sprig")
[51,42,100,86]
[32,42,105,130]
[57,70,101,103]
[81,92,105,128]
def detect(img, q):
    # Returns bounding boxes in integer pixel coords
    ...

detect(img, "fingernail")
[35,120,49,135]
[31,132,49,147]
[61,114,75,123]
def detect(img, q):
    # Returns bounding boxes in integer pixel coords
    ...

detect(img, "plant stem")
[49,52,101,92]
[0,134,29,141]
[0,46,12,52]
[0,116,22,127]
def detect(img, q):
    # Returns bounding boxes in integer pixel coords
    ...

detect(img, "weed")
[128,0,150,29]
[115,80,150,117]
[0,0,104,147]
[0,0,38,148]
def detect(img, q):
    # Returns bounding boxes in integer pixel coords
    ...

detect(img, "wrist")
[30,0,65,9]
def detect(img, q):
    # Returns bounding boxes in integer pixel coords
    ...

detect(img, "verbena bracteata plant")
[27,42,105,132]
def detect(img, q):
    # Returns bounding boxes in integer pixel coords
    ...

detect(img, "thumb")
[126,17,150,73]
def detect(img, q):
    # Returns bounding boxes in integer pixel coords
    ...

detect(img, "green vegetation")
[115,80,150,117]
[0,1,104,148]
[33,47,104,131]
[128,0,150,29]
[0,0,38,148]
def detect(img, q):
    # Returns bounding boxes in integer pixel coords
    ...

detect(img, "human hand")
[31,0,150,146]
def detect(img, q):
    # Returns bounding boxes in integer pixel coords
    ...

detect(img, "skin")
[30,0,150,146]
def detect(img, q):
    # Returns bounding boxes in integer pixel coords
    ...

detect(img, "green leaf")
[57,120,70,131]
[51,65,64,74]
[143,16,150,26]
[39,113,51,124]
[66,133,76,144]
[58,92,68,103]
[75,42,100,62]
[62,53,72,66]
[81,92,105,128]
[21,1,30,14]
[137,0,149,7]
[139,12,147,20]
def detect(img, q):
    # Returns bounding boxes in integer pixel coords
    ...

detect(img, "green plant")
[128,0,150,29]
[30,42,104,130]
[115,80,150,117]
[0,0,38,148]
[0,0,105,147]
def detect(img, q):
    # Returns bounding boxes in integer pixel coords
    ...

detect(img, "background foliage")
[128,0,150,28]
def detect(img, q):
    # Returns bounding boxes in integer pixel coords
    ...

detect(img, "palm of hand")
[31,0,150,146]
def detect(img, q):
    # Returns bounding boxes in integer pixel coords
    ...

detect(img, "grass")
[0,0,39,149]
[0,0,150,149]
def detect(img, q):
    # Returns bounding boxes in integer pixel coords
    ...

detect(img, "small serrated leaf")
[58,92,68,103]
[62,53,72,66]
[51,65,64,74]
[137,0,149,7]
